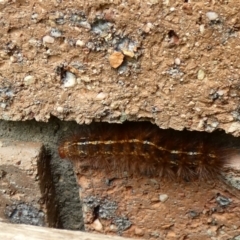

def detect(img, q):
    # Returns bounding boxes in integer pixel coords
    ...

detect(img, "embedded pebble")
[63,71,76,88]
[206,11,219,21]
[92,219,103,231]
[109,51,124,68]
[216,195,231,207]
[188,210,199,218]
[147,22,153,29]
[1,103,7,109]
[10,56,17,63]
[96,92,107,100]
[159,194,169,202]
[122,49,135,58]
[31,13,38,20]
[217,90,225,96]
[174,58,181,65]
[197,69,205,80]
[42,35,54,44]
[50,28,62,38]
[109,224,118,232]
[56,106,64,113]
[199,24,205,34]
[24,75,35,85]
[143,22,154,33]
[79,21,91,29]
[76,40,85,47]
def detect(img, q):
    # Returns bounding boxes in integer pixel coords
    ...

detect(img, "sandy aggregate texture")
[76,168,240,240]
[0,0,240,135]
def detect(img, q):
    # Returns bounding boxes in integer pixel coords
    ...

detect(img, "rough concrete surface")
[0,1,239,135]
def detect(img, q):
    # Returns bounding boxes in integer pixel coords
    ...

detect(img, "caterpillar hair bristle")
[58,122,240,180]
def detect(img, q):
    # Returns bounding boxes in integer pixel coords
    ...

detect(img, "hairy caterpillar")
[58,122,239,180]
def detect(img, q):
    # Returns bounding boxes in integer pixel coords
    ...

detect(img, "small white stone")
[206,11,219,21]
[96,92,107,100]
[92,219,103,231]
[63,71,76,88]
[146,22,153,30]
[211,121,219,128]
[24,75,35,85]
[159,194,169,202]
[170,7,175,12]
[10,56,17,63]
[174,58,181,65]
[197,69,205,80]
[199,24,205,34]
[1,103,7,109]
[217,90,224,96]
[42,35,54,44]
[122,49,135,58]
[76,40,85,47]
[109,224,118,232]
[56,106,64,113]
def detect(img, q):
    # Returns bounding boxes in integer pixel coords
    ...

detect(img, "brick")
[0,139,57,227]
[74,164,240,239]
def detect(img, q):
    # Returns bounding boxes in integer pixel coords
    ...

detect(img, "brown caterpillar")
[58,122,239,180]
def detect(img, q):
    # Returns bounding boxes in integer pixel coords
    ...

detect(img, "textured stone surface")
[0,1,239,135]
[75,165,240,240]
